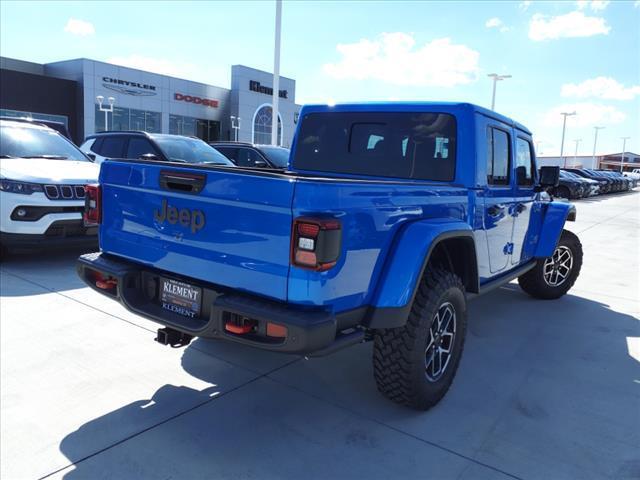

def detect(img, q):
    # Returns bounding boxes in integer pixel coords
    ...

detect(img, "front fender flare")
[534,201,576,258]
[366,219,476,328]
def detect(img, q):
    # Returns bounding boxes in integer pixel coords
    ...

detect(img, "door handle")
[487,205,505,217]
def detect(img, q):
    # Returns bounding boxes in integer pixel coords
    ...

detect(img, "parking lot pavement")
[1,191,639,480]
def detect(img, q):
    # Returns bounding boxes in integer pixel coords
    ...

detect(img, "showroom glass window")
[0,108,68,127]
[94,105,160,133]
[169,115,220,142]
[253,105,282,146]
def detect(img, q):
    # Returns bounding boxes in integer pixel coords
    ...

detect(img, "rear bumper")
[77,252,365,355]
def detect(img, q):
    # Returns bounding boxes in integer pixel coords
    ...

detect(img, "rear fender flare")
[366,219,477,328]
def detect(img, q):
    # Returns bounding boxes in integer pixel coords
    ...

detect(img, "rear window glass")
[293,112,457,181]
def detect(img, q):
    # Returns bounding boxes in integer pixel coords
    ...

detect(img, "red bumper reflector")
[266,322,288,338]
[96,279,117,290]
[225,322,253,334]
[295,250,317,266]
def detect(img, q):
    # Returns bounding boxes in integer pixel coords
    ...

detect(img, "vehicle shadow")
[55,289,640,479]
[0,245,95,296]
[573,189,638,204]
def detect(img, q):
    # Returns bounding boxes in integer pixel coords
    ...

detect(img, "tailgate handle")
[159,171,206,194]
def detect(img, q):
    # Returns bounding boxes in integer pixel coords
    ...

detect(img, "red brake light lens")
[298,223,320,237]
[84,184,101,225]
[291,217,342,271]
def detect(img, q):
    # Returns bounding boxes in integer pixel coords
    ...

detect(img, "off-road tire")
[373,267,467,410]
[518,229,583,300]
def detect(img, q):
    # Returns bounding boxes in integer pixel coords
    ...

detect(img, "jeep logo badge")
[154,199,205,234]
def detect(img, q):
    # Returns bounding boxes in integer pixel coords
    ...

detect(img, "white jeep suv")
[0,118,100,253]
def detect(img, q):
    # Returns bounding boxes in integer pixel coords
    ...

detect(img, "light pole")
[230,116,241,142]
[573,138,581,165]
[271,0,282,146]
[592,126,605,168]
[487,73,512,111]
[559,111,576,168]
[620,136,630,172]
[535,141,543,155]
[96,95,115,131]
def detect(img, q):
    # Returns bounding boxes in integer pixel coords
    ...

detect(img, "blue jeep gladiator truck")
[78,102,582,410]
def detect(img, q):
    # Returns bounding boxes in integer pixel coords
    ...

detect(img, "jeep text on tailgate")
[78,103,582,410]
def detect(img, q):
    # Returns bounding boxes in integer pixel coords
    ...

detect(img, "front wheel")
[518,229,583,299]
[373,267,467,410]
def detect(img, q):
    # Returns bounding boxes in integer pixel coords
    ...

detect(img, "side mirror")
[86,152,96,162]
[139,153,159,161]
[254,159,268,168]
[538,166,560,188]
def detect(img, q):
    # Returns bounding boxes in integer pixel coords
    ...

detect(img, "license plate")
[160,277,202,318]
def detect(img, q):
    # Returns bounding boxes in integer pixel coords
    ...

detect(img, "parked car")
[560,170,600,197]
[80,131,234,166]
[0,118,99,254]
[78,102,583,411]
[209,142,290,169]
[0,116,72,141]
[556,170,588,199]
[601,170,636,190]
[596,170,628,192]
[565,168,613,194]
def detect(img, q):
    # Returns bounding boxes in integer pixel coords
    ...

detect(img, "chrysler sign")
[174,93,219,108]
[102,77,157,96]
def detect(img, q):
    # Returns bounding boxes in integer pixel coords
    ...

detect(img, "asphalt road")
[1,191,639,480]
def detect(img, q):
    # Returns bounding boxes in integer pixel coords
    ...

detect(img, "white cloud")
[542,103,626,127]
[576,1,610,11]
[561,77,640,100]
[323,33,480,87]
[529,11,611,40]
[106,54,196,78]
[64,18,95,36]
[635,0,640,7]
[485,17,510,32]
[520,1,532,11]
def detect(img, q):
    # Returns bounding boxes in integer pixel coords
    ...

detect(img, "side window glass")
[126,138,157,159]
[487,128,510,186]
[216,147,238,163]
[235,148,254,167]
[515,138,534,186]
[100,137,125,159]
[91,138,103,154]
[247,149,266,166]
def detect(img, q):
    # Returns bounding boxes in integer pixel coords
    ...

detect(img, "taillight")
[84,184,101,225]
[291,217,341,271]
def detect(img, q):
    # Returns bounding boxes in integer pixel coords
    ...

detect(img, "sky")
[1,0,638,155]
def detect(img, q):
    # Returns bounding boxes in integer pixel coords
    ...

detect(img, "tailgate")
[99,161,294,301]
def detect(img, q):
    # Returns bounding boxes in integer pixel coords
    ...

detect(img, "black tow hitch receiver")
[155,327,193,348]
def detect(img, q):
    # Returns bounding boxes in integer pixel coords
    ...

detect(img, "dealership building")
[0,56,302,146]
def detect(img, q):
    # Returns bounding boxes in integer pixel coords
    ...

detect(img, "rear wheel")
[518,229,582,299]
[373,267,467,410]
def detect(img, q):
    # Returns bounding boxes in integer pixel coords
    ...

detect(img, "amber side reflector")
[266,322,288,338]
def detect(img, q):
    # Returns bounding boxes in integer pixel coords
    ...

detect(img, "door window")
[215,147,239,163]
[487,128,510,186]
[236,148,265,167]
[126,138,159,160]
[99,137,126,159]
[515,138,535,186]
